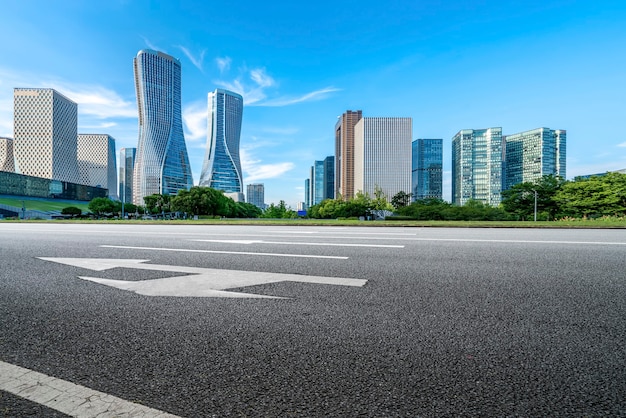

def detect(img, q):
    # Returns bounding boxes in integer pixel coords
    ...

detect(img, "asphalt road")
[1,224,625,417]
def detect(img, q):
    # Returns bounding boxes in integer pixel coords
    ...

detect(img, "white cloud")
[257,87,341,107]
[241,148,295,182]
[141,36,160,51]
[617,142,626,148]
[216,57,231,73]
[50,83,136,119]
[182,100,207,142]
[249,68,275,88]
[178,46,206,71]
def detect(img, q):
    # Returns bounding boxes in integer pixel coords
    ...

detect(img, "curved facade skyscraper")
[199,89,243,200]
[132,49,193,205]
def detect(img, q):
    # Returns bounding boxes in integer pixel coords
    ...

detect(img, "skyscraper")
[504,128,566,188]
[354,117,412,202]
[200,89,244,202]
[452,128,504,206]
[412,138,443,200]
[304,178,310,208]
[335,110,362,200]
[119,148,136,204]
[246,183,265,209]
[77,134,117,199]
[323,155,335,200]
[0,137,14,172]
[311,160,325,205]
[13,88,80,184]
[132,49,193,205]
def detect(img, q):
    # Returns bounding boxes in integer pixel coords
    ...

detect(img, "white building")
[354,117,412,202]
[13,88,80,183]
[0,137,14,172]
[77,134,117,199]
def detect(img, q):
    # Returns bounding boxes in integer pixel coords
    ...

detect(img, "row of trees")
[307,173,626,221]
[74,173,626,221]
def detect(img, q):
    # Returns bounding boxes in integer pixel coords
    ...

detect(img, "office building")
[0,137,14,172]
[335,110,362,200]
[13,88,80,184]
[132,49,193,205]
[119,148,136,204]
[354,117,412,202]
[200,89,244,202]
[246,183,265,209]
[77,134,117,199]
[323,155,335,200]
[452,128,504,206]
[412,138,443,200]
[311,160,324,205]
[504,128,566,188]
[304,178,310,208]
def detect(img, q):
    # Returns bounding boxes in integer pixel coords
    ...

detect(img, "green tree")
[501,175,564,220]
[144,194,171,215]
[61,206,82,218]
[170,187,233,216]
[554,172,626,218]
[261,200,297,218]
[391,191,412,209]
[88,197,117,218]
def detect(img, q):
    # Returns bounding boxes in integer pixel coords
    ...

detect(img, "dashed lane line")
[192,239,404,248]
[0,360,179,418]
[100,245,349,259]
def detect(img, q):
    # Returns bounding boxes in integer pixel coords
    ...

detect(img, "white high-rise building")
[13,88,80,183]
[246,183,265,209]
[354,117,412,202]
[77,134,117,199]
[0,137,14,172]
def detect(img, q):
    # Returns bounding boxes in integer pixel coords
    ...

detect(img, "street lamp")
[532,189,538,222]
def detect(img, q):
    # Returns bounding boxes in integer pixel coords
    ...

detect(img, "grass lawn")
[5,217,625,228]
[0,196,90,213]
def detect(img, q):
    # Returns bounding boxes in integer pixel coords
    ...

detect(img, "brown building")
[334,110,362,200]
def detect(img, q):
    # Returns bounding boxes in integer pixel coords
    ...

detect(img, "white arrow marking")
[39,258,367,299]
[193,239,404,248]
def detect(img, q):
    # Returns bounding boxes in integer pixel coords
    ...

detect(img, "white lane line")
[0,360,179,418]
[408,238,626,245]
[100,245,349,259]
[192,239,404,248]
[266,230,417,236]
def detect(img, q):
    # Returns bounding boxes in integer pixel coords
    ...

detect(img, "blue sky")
[1,1,625,207]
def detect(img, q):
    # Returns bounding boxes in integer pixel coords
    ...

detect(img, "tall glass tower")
[199,89,244,201]
[412,138,443,200]
[132,49,193,205]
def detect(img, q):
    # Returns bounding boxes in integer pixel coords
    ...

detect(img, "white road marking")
[99,245,349,259]
[0,361,179,418]
[408,238,626,245]
[39,258,368,298]
[193,239,404,248]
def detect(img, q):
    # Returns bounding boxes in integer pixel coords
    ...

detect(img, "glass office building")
[200,89,244,201]
[119,148,136,204]
[323,155,335,200]
[452,128,504,206]
[246,183,265,209]
[132,49,193,205]
[504,128,566,188]
[412,138,443,200]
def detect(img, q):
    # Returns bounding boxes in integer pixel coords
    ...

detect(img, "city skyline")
[1,1,625,207]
